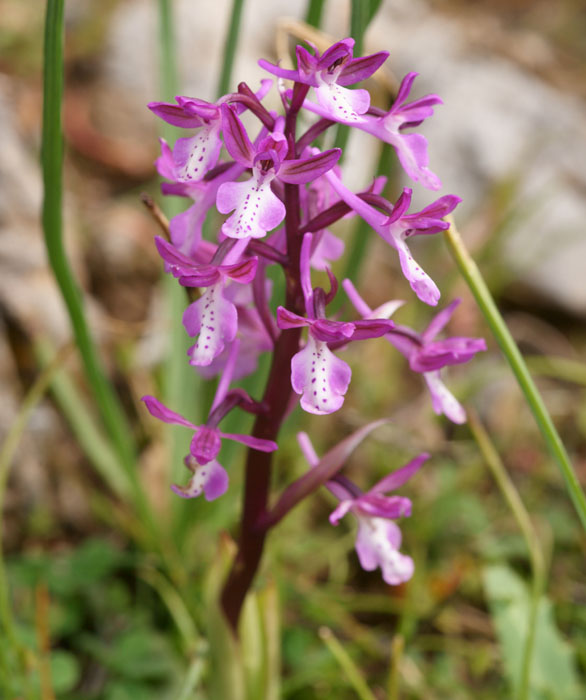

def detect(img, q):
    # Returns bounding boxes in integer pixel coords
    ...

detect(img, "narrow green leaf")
[304,0,326,27]
[42,0,136,472]
[444,218,586,531]
[319,627,377,700]
[216,0,246,97]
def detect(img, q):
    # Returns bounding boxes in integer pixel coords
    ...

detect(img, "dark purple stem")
[220,83,308,633]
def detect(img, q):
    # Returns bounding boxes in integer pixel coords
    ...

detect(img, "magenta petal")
[386,188,412,225]
[154,236,217,285]
[423,299,460,340]
[329,499,354,525]
[141,395,197,429]
[369,454,429,494]
[278,149,341,185]
[220,104,255,166]
[354,494,412,519]
[257,58,301,83]
[350,319,395,340]
[190,425,222,464]
[276,306,309,330]
[317,39,354,71]
[155,235,196,268]
[337,51,389,86]
[392,72,418,108]
[295,45,319,82]
[410,195,461,224]
[148,101,204,128]
[177,97,219,121]
[291,335,351,415]
[219,432,278,453]
[410,337,487,372]
[310,319,354,343]
[222,258,258,284]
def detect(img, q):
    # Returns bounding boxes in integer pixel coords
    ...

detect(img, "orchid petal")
[222,258,258,284]
[219,432,278,453]
[278,148,341,185]
[148,101,205,128]
[349,319,395,340]
[392,72,418,108]
[354,494,412,519]
[141,395,197,429]
[423,299,461,340]
[369,454,429,494]
[337,51,389,86]
[183,283,237,366]
[190,425,222,464]
[311,319,355,343]
[291,335,351,415]
[355,517,414,585]
[329,499,354,525]
[257,58,303,83]
[386,130,441,190]
[171,458,228,500]
[392,234,440,306]
[314,83,370,123]
[424,371,466,424]
[220,104,255,166]
[217,174,286,239]
[172,122,222,182]
[410,337,487,372]
[276,306,309,330]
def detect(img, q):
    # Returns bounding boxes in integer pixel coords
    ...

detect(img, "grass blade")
[41,0,137,476]
[216,0,246,97]
[444,217,586,530]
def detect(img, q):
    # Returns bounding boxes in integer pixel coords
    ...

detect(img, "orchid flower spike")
[298,432,428,585]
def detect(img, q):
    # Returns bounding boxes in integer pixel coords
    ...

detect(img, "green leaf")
[104,680,153,700]
[50,650,80,694]
[483,564,582,699]
[365,0,384,24]
[80,626,178,681]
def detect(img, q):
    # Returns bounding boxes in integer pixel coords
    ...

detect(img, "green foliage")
[484,564,581,700]
[6,539,187,699]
